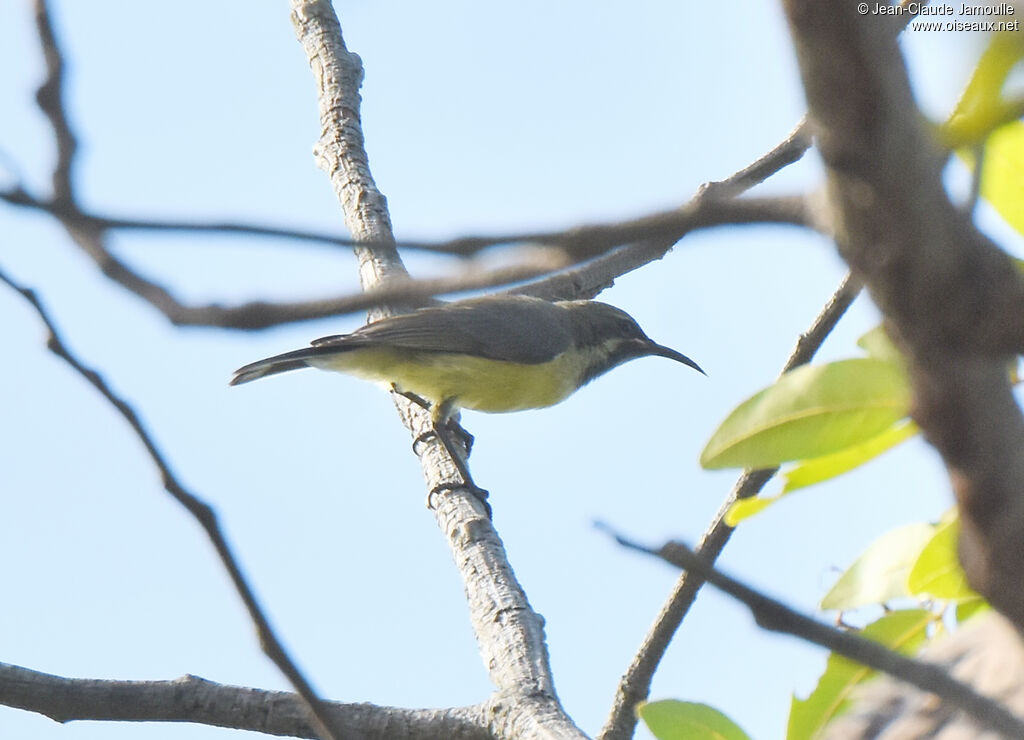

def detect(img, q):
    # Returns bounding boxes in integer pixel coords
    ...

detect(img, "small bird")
[231,294,703,507]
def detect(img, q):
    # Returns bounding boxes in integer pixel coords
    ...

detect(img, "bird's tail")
[230,348,324,386]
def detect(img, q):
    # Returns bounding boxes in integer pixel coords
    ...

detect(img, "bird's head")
[561,300,704,383]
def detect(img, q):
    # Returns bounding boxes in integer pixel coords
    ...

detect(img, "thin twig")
[0,268,342,740]
[513,194,816,302]
[602,527,1024,740]
[3,181,815,318]
[33,0,76,204]
[506,115,817,304]
[696,116,811,201]
[1,184,808,260]
[19,0,818,330]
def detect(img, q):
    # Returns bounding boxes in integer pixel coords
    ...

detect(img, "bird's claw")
[412,423,473,456]
[427,481,491,519]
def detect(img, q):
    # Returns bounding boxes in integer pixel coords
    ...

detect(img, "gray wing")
[310,295,572,364]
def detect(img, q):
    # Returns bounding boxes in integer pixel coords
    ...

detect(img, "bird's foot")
[412,427,439,454]
[415,422,491,519]
[412,423,474,456]
[392,385,431,411]
[427,481,491,519]
[396,387,473,455]
[445,418,474,455]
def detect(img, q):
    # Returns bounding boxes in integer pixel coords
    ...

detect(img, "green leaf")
[700,359,910,470]
[820,523,936,610]
[944,31,1024,147]
[943,32,1024,235]
[855,326,904,366]
[638,700,751,740]
[724,421,916,525]
[782,420,917,493]
[724,495,778,526]
[907,518,980,602]
[787,610,933,740]
[979,121,1024,236]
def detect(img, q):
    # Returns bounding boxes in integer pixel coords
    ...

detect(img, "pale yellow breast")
[310,345,598,413]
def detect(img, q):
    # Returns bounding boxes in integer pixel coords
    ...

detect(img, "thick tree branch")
[822,612,1024,739]
[0,663,491,740]
[288,3,583,738]
[783,0,1024,628]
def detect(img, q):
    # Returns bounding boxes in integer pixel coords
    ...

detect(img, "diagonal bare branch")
[696,116,811,201]
[17,0,821,333]
[0,267,342,740]
[604,530,1024,739]
[32,0,76,205]
[599,272,860,740]
[516,116,817,304]
[288,3,584,738]
[515,194,816,302]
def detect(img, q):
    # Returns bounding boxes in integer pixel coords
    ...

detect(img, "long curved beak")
[644,340,706,376]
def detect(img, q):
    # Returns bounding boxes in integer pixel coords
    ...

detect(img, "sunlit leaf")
[638,700,751,740]
[979,121,1024,235]
[724,421,916,525]
[787,610,933,740]
[943,32,1024,235]
[701,359,910,470]
[907,518,980,602]
[944,31,1024,147]
[724,495,778,526]
[782,420,917,493]
[820,523,935,610]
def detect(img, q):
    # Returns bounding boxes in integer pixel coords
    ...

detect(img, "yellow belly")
[310,346,587,413]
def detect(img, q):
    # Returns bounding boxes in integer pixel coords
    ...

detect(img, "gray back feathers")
[311,295,575,364]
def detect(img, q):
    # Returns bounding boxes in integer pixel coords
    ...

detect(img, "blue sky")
[0,3,1008,739]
